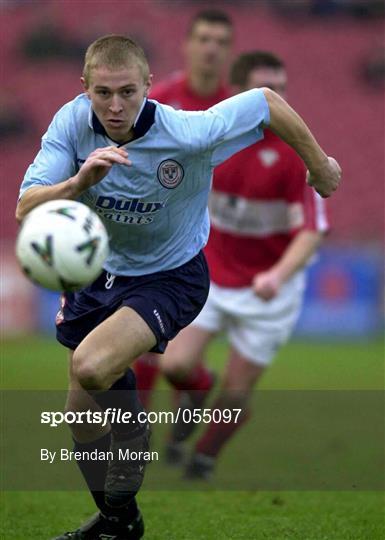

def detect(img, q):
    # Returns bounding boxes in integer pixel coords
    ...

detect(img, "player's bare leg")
[134,352,161,409]
[54,307,156,539]
[65,304,157,444]
[159,324,215,378]
[65,352,111,442]
[72,305,156,391]
[73,306,155,500]
[185,347,265,480]
[221,347,265,399]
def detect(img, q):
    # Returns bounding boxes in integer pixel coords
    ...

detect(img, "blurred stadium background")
[1,2,384,538]
[1,0,383,341]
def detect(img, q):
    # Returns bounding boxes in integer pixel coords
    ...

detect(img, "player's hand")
[74,146,132,192]
[252,269,282,301]
[306,156,341,198]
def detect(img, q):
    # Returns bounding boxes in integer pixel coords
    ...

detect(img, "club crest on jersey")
[157,159,184,189]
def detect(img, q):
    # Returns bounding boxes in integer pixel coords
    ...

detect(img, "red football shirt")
[206,130,329,287]
[150,71,231,110]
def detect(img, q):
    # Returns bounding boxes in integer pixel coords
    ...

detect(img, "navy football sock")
[93,369,146,438]
[73,432,139,523]
[73,432,110,510]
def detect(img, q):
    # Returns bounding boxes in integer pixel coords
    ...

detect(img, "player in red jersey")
[158,51,330,479]
[150,9,232,110]
[134,9,233,401]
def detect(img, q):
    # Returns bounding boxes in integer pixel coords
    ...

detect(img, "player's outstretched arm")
[16,147,131,223]
[262,89,341,198]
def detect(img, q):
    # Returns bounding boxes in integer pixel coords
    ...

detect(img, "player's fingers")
[90,146,129,159]
[87,158,114,169]
[90,151,131,165]
[314,186,329,198]
[307,173,340,198]
[255,288,274,302]
[91,148,127,159]
[102,150,130,163]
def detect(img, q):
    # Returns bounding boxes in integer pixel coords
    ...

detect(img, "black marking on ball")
[83,214,94,235]
[48,207,77,220]
[75,237,100,266]
[31,235,54,266]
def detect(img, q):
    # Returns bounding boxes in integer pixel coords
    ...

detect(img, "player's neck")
[187,71,222,97]
[107,127,135,145]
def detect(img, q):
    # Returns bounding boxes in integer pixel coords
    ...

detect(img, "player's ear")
[144,74,153,97]
[81,76,90,97]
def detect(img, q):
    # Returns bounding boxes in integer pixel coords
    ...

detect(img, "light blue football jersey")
[20,89,270,276]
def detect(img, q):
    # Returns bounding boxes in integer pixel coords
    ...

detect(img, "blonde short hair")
[83,34,150,86]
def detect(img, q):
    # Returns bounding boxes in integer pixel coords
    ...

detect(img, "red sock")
[168,362,213,392]
[134,353,160,409]
[195,400,250,457]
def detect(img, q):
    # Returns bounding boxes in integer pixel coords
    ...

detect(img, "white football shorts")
[192,271,306,365]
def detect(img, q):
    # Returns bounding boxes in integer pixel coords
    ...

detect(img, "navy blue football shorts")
[56,251,210,353]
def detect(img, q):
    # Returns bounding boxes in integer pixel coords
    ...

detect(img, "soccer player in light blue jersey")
[16,35,341,540]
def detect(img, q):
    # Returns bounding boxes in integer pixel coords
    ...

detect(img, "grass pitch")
[1,335,384,539]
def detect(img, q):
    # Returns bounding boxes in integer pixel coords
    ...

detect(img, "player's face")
[185,21,232,76]
[245,67,287,99]
[83,64,152,142]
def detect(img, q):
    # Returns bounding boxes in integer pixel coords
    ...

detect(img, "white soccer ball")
[16,200,109,291]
